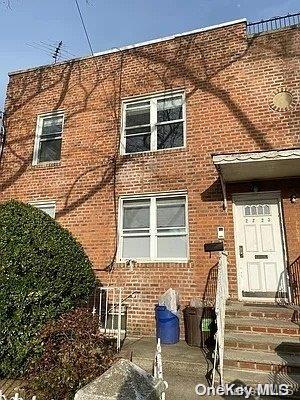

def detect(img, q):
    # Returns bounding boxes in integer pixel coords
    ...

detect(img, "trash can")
[155,305,180,344]
[183,306,216,348]
[183,306,202,347]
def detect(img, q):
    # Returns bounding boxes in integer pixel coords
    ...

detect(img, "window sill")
[31,161,61,168]
[117,258,189,264]
[121,146,186,158]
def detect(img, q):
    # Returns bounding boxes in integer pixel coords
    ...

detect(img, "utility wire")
[40,41,77,57]
[26,43,70,63]
[35,42,76,58]
[74,0,94,56]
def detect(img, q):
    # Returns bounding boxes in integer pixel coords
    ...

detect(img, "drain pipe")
[0,111,6,167]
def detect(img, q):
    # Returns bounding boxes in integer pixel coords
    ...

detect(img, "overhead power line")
[26,41,73,63]
[41,40,77,57]
[74,0,94,56]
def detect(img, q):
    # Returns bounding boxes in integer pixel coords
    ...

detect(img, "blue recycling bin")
[155,305,180,344]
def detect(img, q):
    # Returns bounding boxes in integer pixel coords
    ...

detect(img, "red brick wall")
[1,22,299,335]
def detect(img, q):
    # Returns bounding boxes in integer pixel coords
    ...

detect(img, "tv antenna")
[52,41,63,63]
[26,40,76,63]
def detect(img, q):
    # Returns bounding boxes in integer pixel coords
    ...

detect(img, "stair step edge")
[223,368,300,390]
[225,331,300,342]
[226,318,299,331]
[224,349,300,366]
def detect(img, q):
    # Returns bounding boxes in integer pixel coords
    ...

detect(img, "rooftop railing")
[247,12,300,35]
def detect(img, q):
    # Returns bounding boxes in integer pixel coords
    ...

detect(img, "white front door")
[233,193,287,301]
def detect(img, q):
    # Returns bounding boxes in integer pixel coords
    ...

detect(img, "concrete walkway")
[121,337,222,400]
[120,337,299,399]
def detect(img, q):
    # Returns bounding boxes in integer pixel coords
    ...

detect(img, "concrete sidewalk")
[120,337,298,399]
[120,337,222,400]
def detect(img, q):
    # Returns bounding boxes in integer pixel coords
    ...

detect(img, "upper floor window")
[119,193,188,262]
[29,200,56,218]
[33,112,64,164]
[121,91,185,154]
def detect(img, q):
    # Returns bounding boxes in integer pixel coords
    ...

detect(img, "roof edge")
[8,18,246,77]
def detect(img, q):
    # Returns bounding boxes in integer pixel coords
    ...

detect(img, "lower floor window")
[29,200,56,218]
[119,193,188,261]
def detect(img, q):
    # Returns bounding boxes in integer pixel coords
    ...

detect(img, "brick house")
[1,15,299,377]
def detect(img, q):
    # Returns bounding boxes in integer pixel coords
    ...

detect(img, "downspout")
[0,111,6,168]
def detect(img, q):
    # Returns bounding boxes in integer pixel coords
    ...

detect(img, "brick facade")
[1,20,299,336]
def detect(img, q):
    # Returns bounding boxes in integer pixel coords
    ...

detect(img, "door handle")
[239,245,244,258]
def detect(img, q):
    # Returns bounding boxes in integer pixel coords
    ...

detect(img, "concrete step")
[224,348,300,374]
[226,303,294,320]
[131,355,202,374]
[224,368,300,398]
[225,331,300,354]
[226,316,300,336]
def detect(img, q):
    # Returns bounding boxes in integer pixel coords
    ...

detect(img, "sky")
[0,0,299,108]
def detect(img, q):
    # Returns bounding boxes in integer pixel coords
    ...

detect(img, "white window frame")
[33,111,65,165]
[118,191,189,263]
[29,200,56,218]
[120,90,186,155]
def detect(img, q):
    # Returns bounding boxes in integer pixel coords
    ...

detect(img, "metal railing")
[212,251,229,386]
[0,392,37,400]
[153,338,168,400]
[247,13,300,35]
[288,256,300,306]
[92,287,125,351]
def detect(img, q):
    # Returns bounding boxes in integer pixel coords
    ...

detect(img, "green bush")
[26,308,115,400]
[0,200,96,377]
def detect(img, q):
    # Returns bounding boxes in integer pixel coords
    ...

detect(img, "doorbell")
[217,226,225,240]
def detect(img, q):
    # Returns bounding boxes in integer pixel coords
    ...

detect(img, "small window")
[121,92,185,154]
[263,205,270,215]
[244,204,272,217]
[119,194,188,261]
[29,201,56,218]
[251,205,257,215]
[244,206,251,216]
[33,112,64,164]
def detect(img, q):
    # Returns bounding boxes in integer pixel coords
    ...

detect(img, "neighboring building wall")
[1,21,299,335]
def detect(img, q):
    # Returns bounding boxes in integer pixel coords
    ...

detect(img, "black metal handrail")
[288,255,300,306]
[247,13,300,35]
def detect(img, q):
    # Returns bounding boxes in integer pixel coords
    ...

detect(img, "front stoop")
[224,303,300,397]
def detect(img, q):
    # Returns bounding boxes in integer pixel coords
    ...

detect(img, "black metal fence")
[247,13,300,35]
[288,255,300,306]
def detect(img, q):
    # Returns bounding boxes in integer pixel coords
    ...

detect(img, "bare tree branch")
[1,0,12,9]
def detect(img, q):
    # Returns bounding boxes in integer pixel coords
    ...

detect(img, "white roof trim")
[9,18,246,76]
[93,19,246,57]
[213,148,300,165]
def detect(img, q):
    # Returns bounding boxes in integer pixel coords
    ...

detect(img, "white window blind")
[120,194,188,261]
